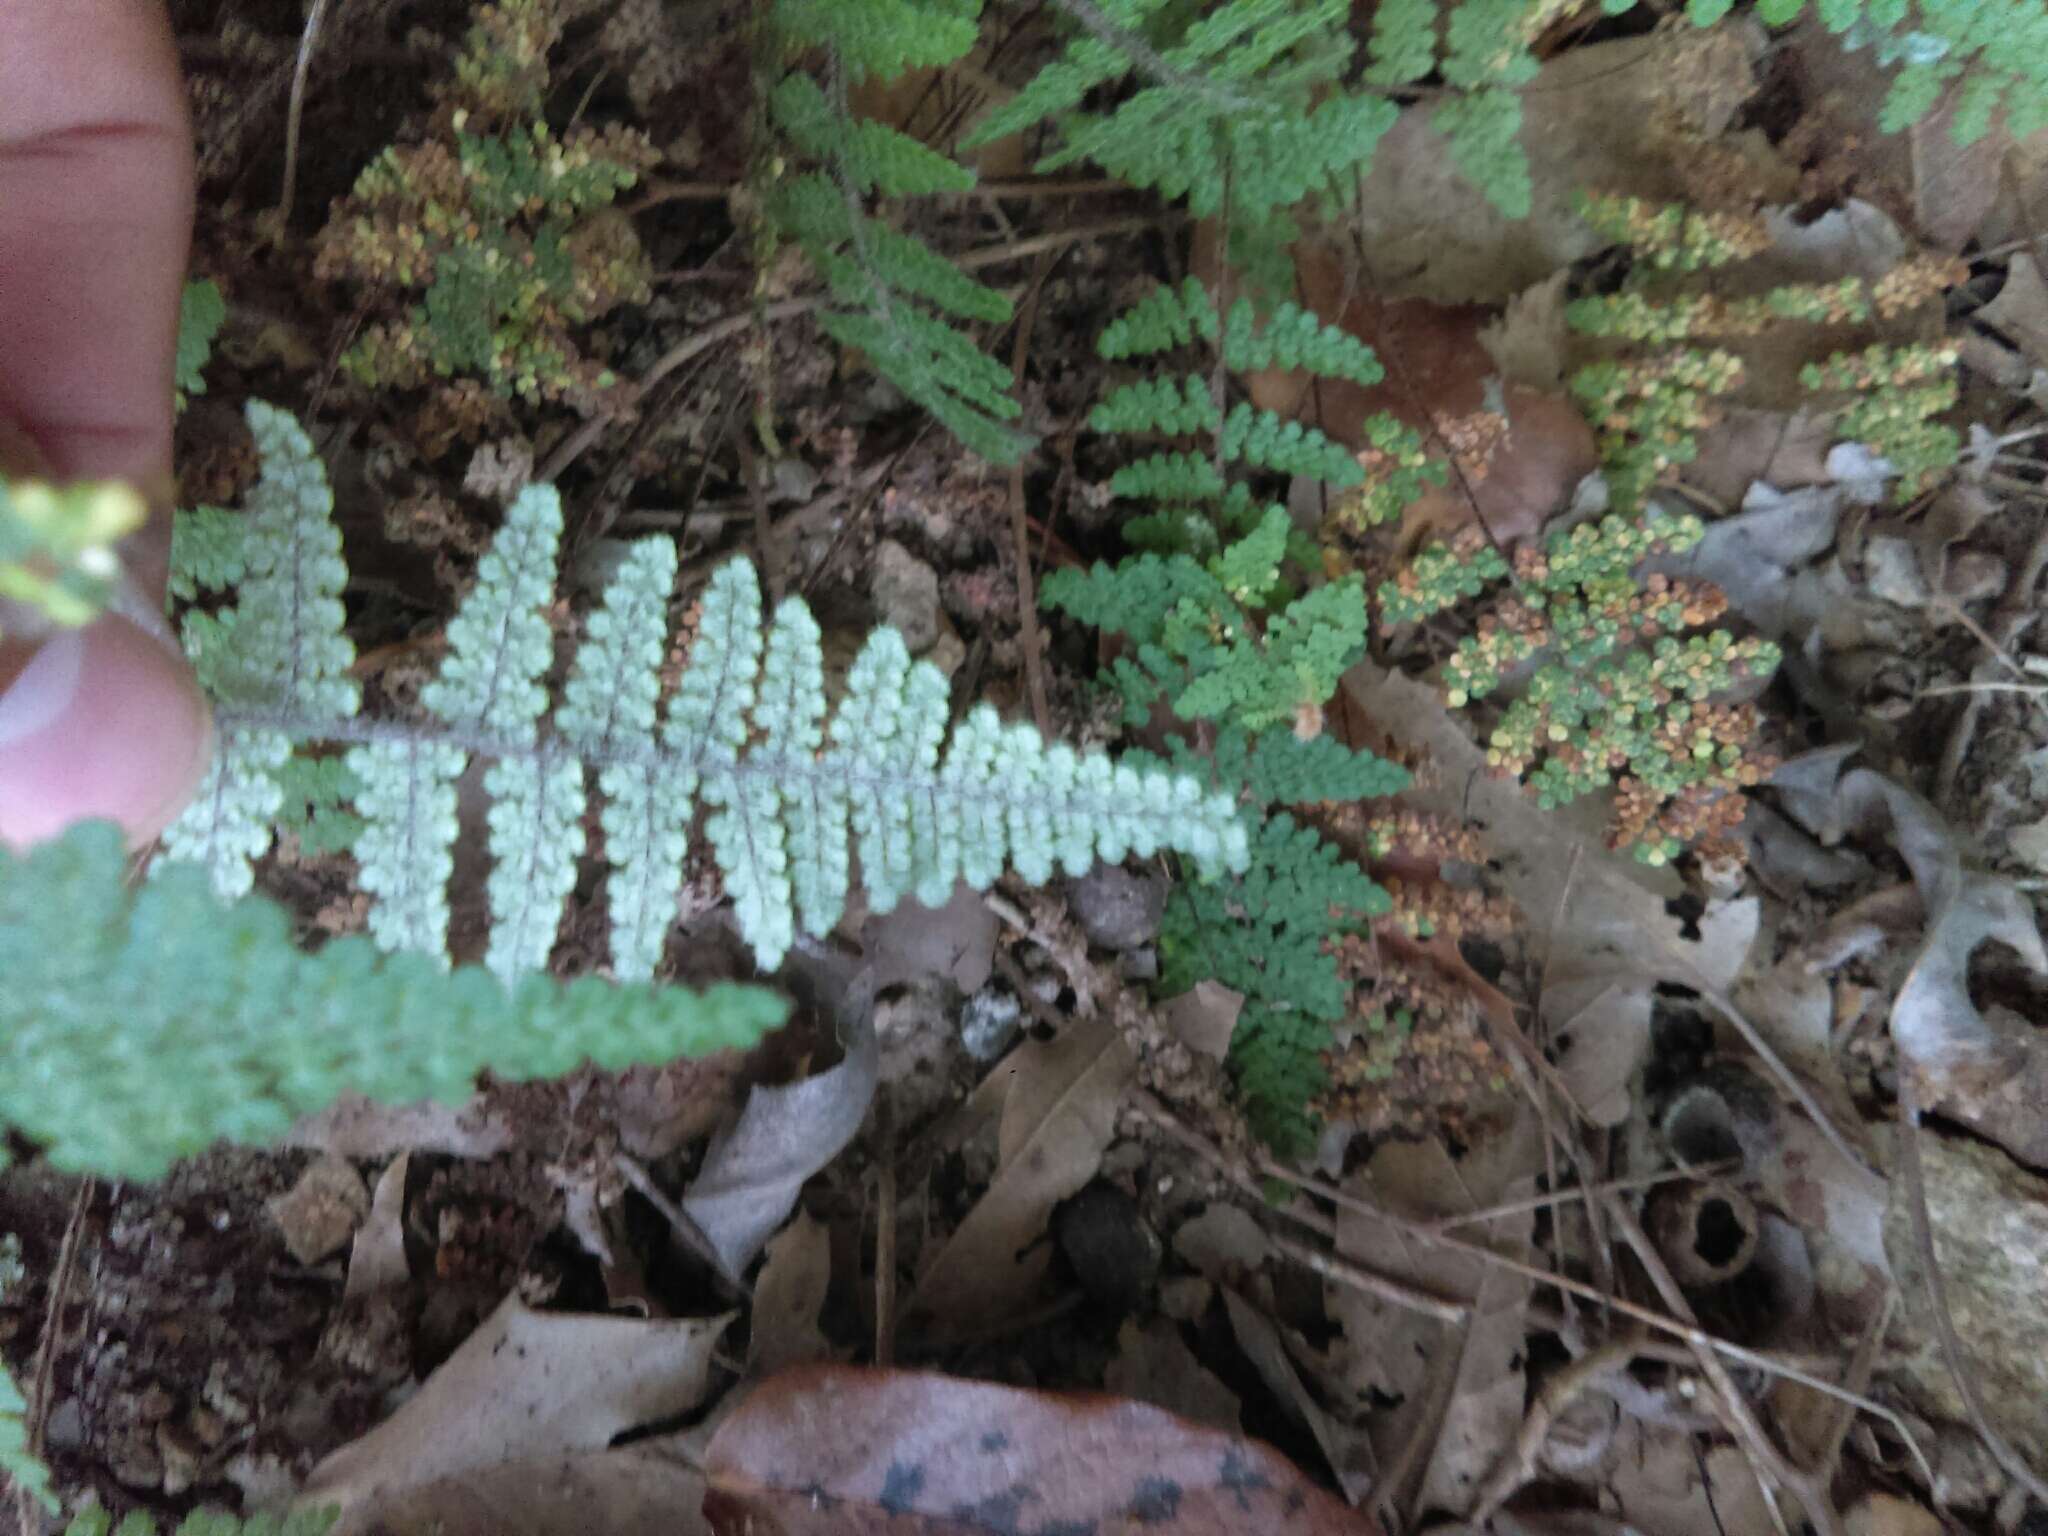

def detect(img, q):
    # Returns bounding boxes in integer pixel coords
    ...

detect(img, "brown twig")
[273,0,333,236]
[1895,1080,2048,1507]
[1471,1332,1642,1523]
[1265,1229,1469,1325]
[21,1178,93,1530]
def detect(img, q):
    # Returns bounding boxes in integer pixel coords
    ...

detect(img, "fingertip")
[0,612,212,850]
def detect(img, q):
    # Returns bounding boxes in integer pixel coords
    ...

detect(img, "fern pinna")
[162,403,1245,987]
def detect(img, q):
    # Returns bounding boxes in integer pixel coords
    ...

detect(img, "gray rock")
[959,987,1022,1062]
[1069,864,1166,951]
[1864,536,1928,608]
[873,540,940,655]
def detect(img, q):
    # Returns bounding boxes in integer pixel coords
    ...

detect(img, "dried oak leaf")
[702,1365,1382,1535]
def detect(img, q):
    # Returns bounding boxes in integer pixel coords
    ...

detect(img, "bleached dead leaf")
[1478,273,1571,394]
[300,1296,733,1522]
[748,1211,834,1375]
[864,879,997,993]
[909,1016,1134,1328]
[682,1017,878,1283]
[344,1154,410,1302]
[1606,1421,1777,1536]
[285,1094,515,1161]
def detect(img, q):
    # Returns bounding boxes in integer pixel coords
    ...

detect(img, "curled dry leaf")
[702,1365,1384,1535]
[908,1015,1134,1330]
[1792,760,2048,1165]
[300,1296,734,1524]
[682,1016,879,1284]
[749,1210,835,1376]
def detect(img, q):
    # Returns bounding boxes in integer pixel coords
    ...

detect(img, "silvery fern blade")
[161,401,357,899]
[558,537,680,984]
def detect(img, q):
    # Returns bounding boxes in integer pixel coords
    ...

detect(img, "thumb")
[0,583,214,851]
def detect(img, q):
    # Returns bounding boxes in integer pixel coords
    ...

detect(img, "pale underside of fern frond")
[167,404,1249,982]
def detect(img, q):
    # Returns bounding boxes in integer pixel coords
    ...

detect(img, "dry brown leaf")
[682,1019,879,1283]
[1220,1289,1378,1506]
[1340,32,1757,307]
[326,1447,709,1536]
[300,1296,733,1522]
[343,1154,410,1302]
[749,1211,835,1376]
[909,1016,1134,1328]
[702,1365,1385,1535]
[1978,254,2048,373]
[1161,981,1245,1063]
[1105,1318,1243,1436]
[1605,1421,1778,1536]
[1330,1120,1539,1522]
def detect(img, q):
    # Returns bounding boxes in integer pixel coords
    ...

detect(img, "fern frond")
[1,1359,54,1513]
[163,403,358,901]
[1219,295,1382,385]
[1219,403,1363,483]
[1433,87,1531,221]
[1099,278,1222,359]
[1090,374,1221,436]
[62,1510,338,1536]
[2,822,785,1179]
[771,0,981,81]
[1109,451,1229,503]
[176,278,227,411]
[167,505,248,601]
[1367,0,1439,84]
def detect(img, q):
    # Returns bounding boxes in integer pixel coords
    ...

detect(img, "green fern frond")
[771,0,981,81]
[1433,87,1531,221]
[167,505,247,602]
[1109,451,1230,504]
[2,822,787,1180]
[175,279,226,412]
[62,1505,338,1536]
[1090,374,1222,436]
[1099,278,1222,359]
[2,1358,55,1513]
[1367,0,1440,84]
[1219,403,1362,483]
[974,0,1396,228]
[1221,296,1384,385]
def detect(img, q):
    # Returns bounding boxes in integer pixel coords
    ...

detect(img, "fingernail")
[0,627,86,748]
